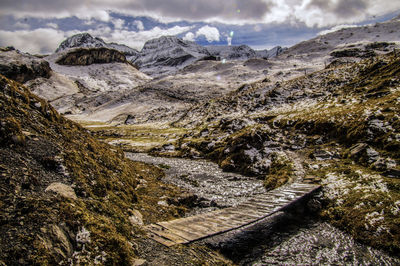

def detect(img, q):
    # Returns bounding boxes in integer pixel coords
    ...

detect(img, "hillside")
[160,52,400,254]
[0,75,229,265]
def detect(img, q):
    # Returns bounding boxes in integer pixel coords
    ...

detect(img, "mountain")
[132,35,211,76]
[280,17,400,60]
[255,46,287,59]
[206,45,286,61]
[56,33,139,60]
[206,44,257,60]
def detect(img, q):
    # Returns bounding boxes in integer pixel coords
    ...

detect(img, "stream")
[127,153,400,265]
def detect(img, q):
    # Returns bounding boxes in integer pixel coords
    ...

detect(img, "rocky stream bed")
[127,153,400,265]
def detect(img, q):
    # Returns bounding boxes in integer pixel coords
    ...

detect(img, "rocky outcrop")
[55,47,127,66]
[0,47,51,83]
[55,33,139,60]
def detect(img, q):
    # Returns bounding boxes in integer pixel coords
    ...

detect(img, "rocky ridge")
[55,33,139,61]
[55,47,128,66]
[0,47,51,83]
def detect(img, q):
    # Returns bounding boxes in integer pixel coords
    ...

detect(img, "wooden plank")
[148,231,180,247]
[236,203,274,213]
[147,184,321,246]
[200,213,256,228]
[195,217,237,232]
[157,222,207,241]
[218,208,261,219]
[146,224,189,245]
[223,208,266,219]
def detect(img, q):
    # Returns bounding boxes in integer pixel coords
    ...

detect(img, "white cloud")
[112,18,125,30]
[14,22,30,30]
[46,23,59,29]
[195,25,220,43]
[103,25,193,50]
[0,28,65,54]
[1,0,400,27]
[133,20,145,31]
[183,32,195,42]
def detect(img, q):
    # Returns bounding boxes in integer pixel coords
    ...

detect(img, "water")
[126,153,266,209]
[127,152,400,265]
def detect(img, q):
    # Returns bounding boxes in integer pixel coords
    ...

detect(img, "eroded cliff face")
[55,47,128,66]
[0,47,51,83]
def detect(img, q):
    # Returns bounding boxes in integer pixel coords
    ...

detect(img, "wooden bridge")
[146,182,321,246]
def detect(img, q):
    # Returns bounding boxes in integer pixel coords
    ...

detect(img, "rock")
[162,144,175,152]
[366,147,380,163]
[168,193,199,208]
[157,200,168,206]
[0,49,51,83]
[349,143,380,166]
[39,224,74,262]
[45,182,77,200]
[384,168,400,178]
[56,47,127,66]
[372,158,387,171]
[368,119,387,135]
[349,143,368,160]
[128,209,144,226]
[132,258,147,266]
[311,150,333,161]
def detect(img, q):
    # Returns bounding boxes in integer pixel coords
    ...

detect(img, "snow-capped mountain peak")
[55,33,139,60]
[55,33,107,52]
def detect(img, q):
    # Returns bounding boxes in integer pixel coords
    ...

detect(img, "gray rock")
[349,143,368,160]
[312,150,333,161]
[372,158,387,171]
[366,147,380,163]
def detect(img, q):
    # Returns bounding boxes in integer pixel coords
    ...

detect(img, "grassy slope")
[0,75,230,265]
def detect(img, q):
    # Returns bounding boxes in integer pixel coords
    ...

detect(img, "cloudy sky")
[0,0,399,54]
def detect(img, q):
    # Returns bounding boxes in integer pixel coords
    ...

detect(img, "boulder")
[45,182,77,200]
[128,209,144,226]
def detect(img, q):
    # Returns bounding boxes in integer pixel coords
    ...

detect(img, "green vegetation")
[264,153,294,190]
[86,122,188,152]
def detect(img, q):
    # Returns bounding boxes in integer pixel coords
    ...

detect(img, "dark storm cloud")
[0,0,84,14]
[334,0,368,18]
[0,0,273,22]
[308,0,369,18]
[129,0,272,21]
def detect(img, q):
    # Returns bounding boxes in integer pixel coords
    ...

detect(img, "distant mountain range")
[56,33,285,76]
